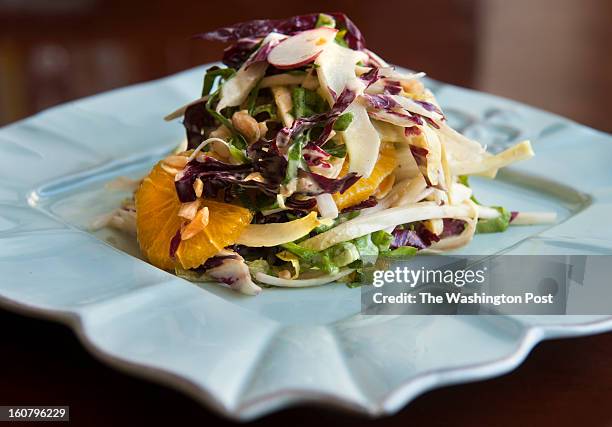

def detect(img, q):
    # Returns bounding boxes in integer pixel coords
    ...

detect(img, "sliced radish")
[268,27,338,69]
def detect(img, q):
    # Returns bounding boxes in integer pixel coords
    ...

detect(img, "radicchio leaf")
[222,38,260,68]
[340,196,378,213]
[440,218,467,238]
[361,94,428,127]
[200,254,240,270]
[361,93,400,110]
[195,14,319,42]
[174,156,277,203]
[183,100,215,149]
[303,143,331,167]
[194,13,366,50]
[247,140,288,188]
[242,39,282,69]
[359,67,380,88]
[368,110,423,128]
[414,100,444,116]
[424,116,441,129]
[391,223,440,250]
[509,211,519,223]
[285,195,317,211]
[169,228,182,258]
[285,87,356,147]
[404,126,422,136]
[309,171,360,194]
[383,80,402,95]
[331,13,366,50]
[255,209,308,225]
[409,145,429,166]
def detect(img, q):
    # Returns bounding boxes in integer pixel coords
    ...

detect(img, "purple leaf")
[255,209,309,224]
[440,218,467,238]
[361,93,400,110]
[391,223,440,250]
[285,196,317,211]
[309,171,360,195]
[242,38,283,69]
[383,80,402,95]
[174,155,280,203]
[194,14,319,43]
[285,87,356,146]
[183,99,216,149]
[194,13,366,50]
[340,196,378,213]
[248,140,288,187]
[424,116,440,129]
[409,145,428,166]
[509,211,519,223]
[359,67,380,88]
[222,38,260,68]
[303,143,331,167]
[404,126,422,136]
[169,228,182,258]
[200,254,240,270]
[414,100,443,116]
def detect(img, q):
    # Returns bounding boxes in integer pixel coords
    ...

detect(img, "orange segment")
[175,199,251,269]
[333,142,397,211]
[135,157,252,271]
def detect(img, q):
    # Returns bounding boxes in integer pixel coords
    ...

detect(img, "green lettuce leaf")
[476,206,511,233]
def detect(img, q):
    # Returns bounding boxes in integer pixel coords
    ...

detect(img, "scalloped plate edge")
[1,291,611,421]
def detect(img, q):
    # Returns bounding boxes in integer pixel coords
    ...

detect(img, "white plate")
[1,65,612,420]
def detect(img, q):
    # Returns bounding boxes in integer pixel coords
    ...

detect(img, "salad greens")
[127,12,553,295]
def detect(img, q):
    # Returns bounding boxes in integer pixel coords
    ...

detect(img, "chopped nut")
[181,207,210,240]
[163,155,189,169]
[244,172,266,183]
[278,270,292,280]
[280,181,296,197]
[193,178,203,198]
[178,199,201,220]
[231,110,260,143]
[161,163,181,176]
[258,121,268,137]
[210,124,232,139]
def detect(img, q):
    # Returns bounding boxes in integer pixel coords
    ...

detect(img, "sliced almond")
[163,155,189,169]
[244,172,266,183]
[178,199,201,220]
[193,178,204,198]
[210,124,232,139]
[181,207,210,240]
[232,110,260,143]
[278,270,292,280]
[258,121,268,137]
[161,163,182,176]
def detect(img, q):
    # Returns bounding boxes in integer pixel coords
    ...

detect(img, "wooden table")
[1,1,611,425]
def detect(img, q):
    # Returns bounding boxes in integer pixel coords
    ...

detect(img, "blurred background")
[0,0,611,131]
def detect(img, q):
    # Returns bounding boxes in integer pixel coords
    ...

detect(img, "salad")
[100,13,556,295]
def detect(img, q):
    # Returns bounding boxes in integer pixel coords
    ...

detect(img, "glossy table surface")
[1,0,611,425]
